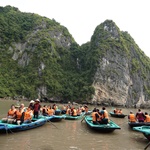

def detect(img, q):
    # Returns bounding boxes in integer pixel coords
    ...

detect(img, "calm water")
[0,100,149,150]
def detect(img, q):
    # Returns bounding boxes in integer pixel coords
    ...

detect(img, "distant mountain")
[0,6,150,107]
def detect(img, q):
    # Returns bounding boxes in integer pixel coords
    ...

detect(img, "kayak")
[84,116,121,132]
[133,126,150,141]
[128,122,150,128]
[109,112,127,118]
[0,118,47,133]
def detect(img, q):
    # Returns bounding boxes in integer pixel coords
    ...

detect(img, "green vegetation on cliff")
[0,6,94,101]
[0,6,150,103]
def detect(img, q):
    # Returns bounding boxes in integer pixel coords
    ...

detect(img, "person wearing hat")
[29,100,34,110]
[33,99,41,119]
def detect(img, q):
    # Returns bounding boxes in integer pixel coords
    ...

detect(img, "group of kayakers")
[92,107,109,124]
[128,109,150,123]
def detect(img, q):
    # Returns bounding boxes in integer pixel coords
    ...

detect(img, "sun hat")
[35,99,40,102]
[30,100,35,103]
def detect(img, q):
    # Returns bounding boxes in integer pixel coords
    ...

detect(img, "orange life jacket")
[92,112,98,122]
[47,108,54,116]
[16,110,22,120]
[102,110,109,119]
[66,108,71,115]
[73,109,77,116]
[24,111,32,120]
[129,114,136,122]
[8,109,16,116]
[144,115,150,122]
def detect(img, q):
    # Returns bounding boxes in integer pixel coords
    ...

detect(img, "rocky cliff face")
[1,6,150,107]
[89,20,150,107]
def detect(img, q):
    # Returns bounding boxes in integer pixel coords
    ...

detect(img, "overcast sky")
[1,0,150,58]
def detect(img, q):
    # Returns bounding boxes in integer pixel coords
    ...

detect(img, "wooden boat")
[84,116,121,132]
[0,118,47,133]
[109,112,127,118]
[133,126,150,141]
[128,122,150,128]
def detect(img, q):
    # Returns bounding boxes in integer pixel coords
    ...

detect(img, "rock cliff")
[0,6,150,107]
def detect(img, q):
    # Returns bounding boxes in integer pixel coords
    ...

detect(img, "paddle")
[43,116,59,129]
[81,113,88,123]
[144,141,150,150]
[81,110,92,123]
[47,119,58,129]
[81,115,86,123]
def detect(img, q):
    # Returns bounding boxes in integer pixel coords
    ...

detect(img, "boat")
[63,113,85,120]
[49,115,65,122]
[109,112,127,118]
[37,115,64,122]
[33,115,54,121]
[84,116,121,132]
[55,109,61,115]
[128,122,150,128]
[0,118,47,133]
[133,126,150,141]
